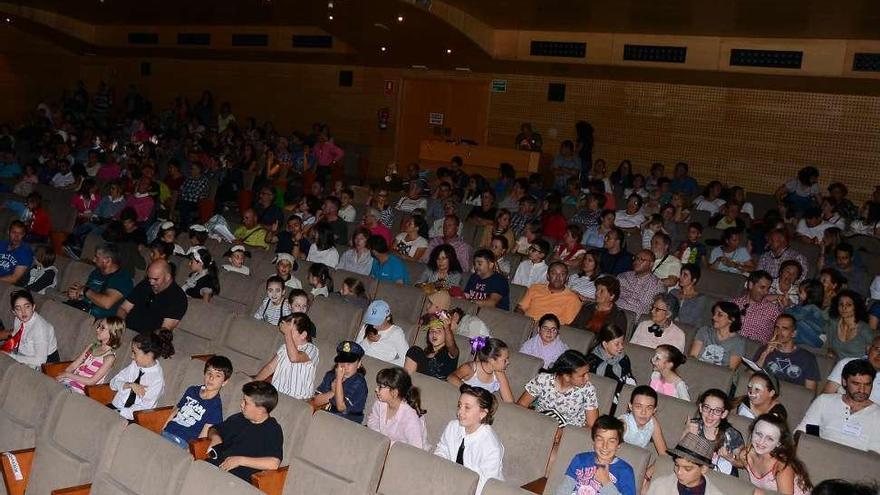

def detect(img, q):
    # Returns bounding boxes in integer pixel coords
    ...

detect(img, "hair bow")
[470,336,489,355]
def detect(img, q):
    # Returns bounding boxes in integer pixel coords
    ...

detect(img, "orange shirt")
[517,283,583,325]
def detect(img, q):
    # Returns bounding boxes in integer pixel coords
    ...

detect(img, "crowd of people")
[1,81,879,495]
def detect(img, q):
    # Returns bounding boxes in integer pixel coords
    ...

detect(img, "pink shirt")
[370,224,393,247]
[366,400,428,450]
[629,320,686,353]
[312,141,344,168]
[124,194,155,222]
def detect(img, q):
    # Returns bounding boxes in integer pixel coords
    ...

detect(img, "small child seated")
[641,215,665,249]
[161,355,233,449]
[57,317,123,393]
[23,245,58,294]
[253,276,290,326]
[646,434,722,495]
[511,238,549,287]
[273,253,302,289]
[108,329,175,420]
[255,312,319,399]
[175,224,208,256]
[618,385,667,455]
[553,415,637,495]
[311,340,368,423]
[206,381,283,481]
[334,277,370,309]
[649,344,689,401]
[515,220,543,256]
[307,262,333,298]
[222,245,251,275]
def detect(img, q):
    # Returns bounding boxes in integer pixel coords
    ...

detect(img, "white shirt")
[307,245,340,268]
[652,254,682,281]
[796,219,833,242]
[110,360,165,420]
[355,324,410,367]
[826,356,880,403]
[338,204,356,223]
[337,249,373,275]
[6,313,57,369]
[614,210,646,229]
[796,393,880,453]
[222,264,250,276]
[512,260,548,287]
[434,421,504,495]
[394,233,428,258]
[271,342,319,400]
[693,196,726,215]
[51,171,74,188]
[396,197,428,213]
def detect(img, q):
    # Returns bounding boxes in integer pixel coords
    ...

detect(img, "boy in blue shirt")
[161,355,232,449]
[368,235,410,285]
[553,415,636,495]
[464,249,510,310]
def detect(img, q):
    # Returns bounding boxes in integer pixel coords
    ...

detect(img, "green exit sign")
[491,79,507,93]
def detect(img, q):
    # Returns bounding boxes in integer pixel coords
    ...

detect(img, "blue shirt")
[464,272,510,310]
[562,451,636,495]
[670,176,699,197]
[370,254,410,284]
[163,385,224,442]
[0,241,32,277]
[316,370,367,423]
[0,161,22,179]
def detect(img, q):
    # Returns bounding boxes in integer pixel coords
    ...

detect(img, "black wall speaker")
[548,83,566,102]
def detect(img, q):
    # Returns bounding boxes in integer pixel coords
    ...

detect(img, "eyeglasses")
[539,325,559,333]
[700,404,726,416]
[650,305,668,313]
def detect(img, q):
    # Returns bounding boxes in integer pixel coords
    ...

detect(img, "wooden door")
[396,78,489,168]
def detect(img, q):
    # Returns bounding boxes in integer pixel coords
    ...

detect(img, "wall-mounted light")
[445,48,453,54]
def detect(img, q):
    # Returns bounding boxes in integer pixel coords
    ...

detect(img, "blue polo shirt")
[370,254,410,284]
[0,241,32,277]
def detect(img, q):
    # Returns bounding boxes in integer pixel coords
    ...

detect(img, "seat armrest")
[190,354,213,362]
[1,448,35,495]
[41,361,73,378]
[133,406,175,433]
[251,466,289,495]
[51,483,92,495]
[188,437,212,461]
[84,383,115,405]
[522,477,548,494]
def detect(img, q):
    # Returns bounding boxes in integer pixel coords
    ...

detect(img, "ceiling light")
[397,15,404,22]
[328,1,334,8]
[4,16,11,23]
[328,14,334,20]
[445,48,452,54]
[380,46,387,52]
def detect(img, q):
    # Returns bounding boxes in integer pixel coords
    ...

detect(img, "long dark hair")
[427,243,463,274]
[192,247,220,296]
[799,279,824,307]
[308,263,334,292]
[587,324,626,355]
[459,384,497,424]
[829,289,869,322]
[748,413,812,493]
[542,349,589,376]
[313,222,336,251]
[133,329,175,359]
[712,301,743,333]
[694,388,734,451]
[376,368,425,417]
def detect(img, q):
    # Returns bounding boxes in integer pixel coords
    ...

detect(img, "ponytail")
[405,386,426,417]
[133,328,175,359]
[376,367,426,416]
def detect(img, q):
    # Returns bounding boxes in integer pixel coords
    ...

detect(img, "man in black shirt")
[118,260,187,334]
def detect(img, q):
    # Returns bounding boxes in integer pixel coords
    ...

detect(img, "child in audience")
[1,289,58,369]
[618,385,667,455]
[255,312,319,399]
[273,253,302,289]
[685,388,744,476]
[334,277,370,308]
[518,349,599,428]
[404,315,459,380]
[490,235,512,278]
[181,247,220,301]
[367,367,428,450]
[675,222,707,266]
[463,249,510,310]
[57,316,124,393]
[288,288,310,314]
[448,337,514,403]
[206,381,283,481]
[519,313,569,368]
[552,415,637,495]
[736,413,812,495]
[511,238,549,287]
[649,344,690,401]
[338,189,356,222]
[109,329,175,421]
[222,245,251,275]
[23,192,51,243]
[161,355,233,449]
[434,384,504,495]
[586,323,635,386]
[515,220,543,256]
[641,215,664,249]
[312,340,368,424]
[178,224,208,255]
[733,370,787,421]
[23,245,58,294]
[646,433,724,495]
[355,300,409,367]
[307,262,333,298]
[253,276,290,326]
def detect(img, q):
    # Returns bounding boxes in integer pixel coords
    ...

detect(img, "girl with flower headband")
[181,247,220,301]
[447,337,514,403]
[404,315,460,380]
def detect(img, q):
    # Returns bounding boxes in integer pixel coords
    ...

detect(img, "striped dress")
[65,346,115,394]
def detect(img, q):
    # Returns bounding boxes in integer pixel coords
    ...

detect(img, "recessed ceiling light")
[380,46,387,52]
[328,14,334,20]
[445,48,452,54]
[397,15,404,22]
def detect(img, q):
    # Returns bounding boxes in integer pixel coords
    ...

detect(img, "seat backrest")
[483,479,534,495]
[286,411,390,495]
[330,268,378,299]
[211,316,282,376]
[0,352,16,380]
[558,326,594,354]
[59,261,97,295]
[695,270,746,300]
[543,426,652,495]
[217,270,262,305]
[591,374,620,415]
[39,299,95,361]
[309,296,365,345]
[219,372,253,419]
[623,343,656,385]
[81,234,103,261]
[410,372,461,447]
[90,423,192,495]
[651,455,757,495]
[620,383,696,448]
[162,358,213,412]
[377,442,479,495]
[677,359,735,401]
[478,307,534,348]
[493,401,559,486]
[375,281,427,324]
[0,364,61,452]
[505,351,543,399]
[796,431,880,485]
[270,392,314,461]
[180,460,265,495]
[508,284,528,309]
[733,371,815,426]
[27,391,128,495]
[176,298,233,357]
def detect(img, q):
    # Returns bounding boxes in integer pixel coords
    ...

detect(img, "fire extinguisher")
[377,107,390,130]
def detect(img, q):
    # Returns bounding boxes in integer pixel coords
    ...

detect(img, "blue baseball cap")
[363,300,391,326]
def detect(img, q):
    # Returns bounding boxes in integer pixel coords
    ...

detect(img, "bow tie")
[648,324,664,338]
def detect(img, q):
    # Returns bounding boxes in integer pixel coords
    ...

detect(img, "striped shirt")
[65,347,115,394]
[253,298,290,326]
[272,342,319,399]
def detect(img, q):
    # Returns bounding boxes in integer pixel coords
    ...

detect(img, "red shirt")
[542,213,567,242]
[31,207,51,236]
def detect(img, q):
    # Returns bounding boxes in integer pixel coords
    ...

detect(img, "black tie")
[124,369,144,408]
[455,438,465,465]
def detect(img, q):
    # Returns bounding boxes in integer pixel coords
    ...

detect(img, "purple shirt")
[616,271,665,316]
[519,334,569,368]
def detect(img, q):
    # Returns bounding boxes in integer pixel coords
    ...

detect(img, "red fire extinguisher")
[377,107,390,130]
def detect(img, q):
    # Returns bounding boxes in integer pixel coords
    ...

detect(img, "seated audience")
[206,381,283,481]
[825,289,873,360]
[448,337,514,403]
[405,315,460,380]
[368,234,410,285]
[598,226,633,275]
[686,389,744,476]
[753,314,820,390]
[675,222,707,266]
[233,208,268,249]
[416,243,464,289]
[66,243,132,318]
[161,355,232,449]
[615,193,647,231]
[630,293,686,353]
[734,370,787,421]
[181,247,220,302]
[826,243,869,297]
[394,213,429,261]
[306,221,340,268]
[709,227,753,275]
[768,259,803,308]
[552,415,637,495]
[822,335,880,403]
[117,260,188,334]
[423,214,473,272]
[337,227,373,276]
[332,277,370,309]
[586,324,634,392]
[306,262,333,298]
[275,215,310,260]
[646,433,723,495]
[57,317,124,393]
[784,279,828,348]
[551,224,586,270]
[254,312,319,399]
[272,253,302,290]
[757,229,808,284]
[566,248,601,301]
[513,239,550,288]
[108,329,175,420]
[221,245,251,275]
[616,249,665,316]
[618,385,667,455]
[463,249,510,310]
[690,301,746,370]
[0,220,33,285]
[731,270,782,345]
[0,289,58,369]
[515,262,582,325]
[367,367,428,450]
[253,276,290,325]
[572,276,629,333]
[650,232,682,287]
[311,340,368,424]
[519,313,569,368]
[355,300,409,367]
[649,344,689,401]
[670,263,713,328]
[582,208,616,249]
[518,349,599,428]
